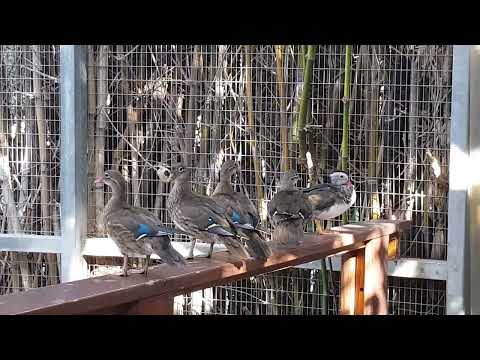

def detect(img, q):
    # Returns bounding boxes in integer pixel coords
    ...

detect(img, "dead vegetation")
[0,45,451,314]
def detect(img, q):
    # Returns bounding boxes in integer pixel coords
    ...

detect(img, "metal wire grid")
[308,45,451,260]
[0,45,61,294]
[0,45,61,236]
[388,276,446,315]
[86,45,451,258]
[174,268,340,315]
[172,270,446,315]
[86,261,446,315]
[85,260,339,314]
[0,252,60,295]
[85,45,452,314]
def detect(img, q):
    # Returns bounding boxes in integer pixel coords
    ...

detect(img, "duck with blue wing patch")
[211,160,271,260]
[95,170,186,277]
[155,162,251,260]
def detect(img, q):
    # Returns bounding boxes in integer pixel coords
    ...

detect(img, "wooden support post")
[126,295,174,315]
[340,249,365,315]
[60,45,89,282]
[364,235,389,315]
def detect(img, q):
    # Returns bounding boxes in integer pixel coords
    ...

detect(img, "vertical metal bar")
[447,45,470,314]
[60,45,89,282]
[469,46,480,314]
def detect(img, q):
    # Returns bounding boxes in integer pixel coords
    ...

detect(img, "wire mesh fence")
[173,268,340,315]
[86,45,451,257]
[388,276,446,315]
[172,270,446,315]
[0,45,61,294]
[84,45,451,314]
[0,45,451,313]
[86,261,447,315]
[0,252,60,294]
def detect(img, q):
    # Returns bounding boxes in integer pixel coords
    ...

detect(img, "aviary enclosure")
[0,45,451,315]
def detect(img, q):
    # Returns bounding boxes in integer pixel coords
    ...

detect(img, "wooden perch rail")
[0,220,409,315]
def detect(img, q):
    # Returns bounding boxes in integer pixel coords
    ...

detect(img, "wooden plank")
[126,295,174,315]
[340,253,356,315]
[0,220,408,315]
[86,297,174,315]
[340,249,365,315]
[364,235,389,315]
[355,251,365,315]
[387,232,400,260]
[86,303,134,315]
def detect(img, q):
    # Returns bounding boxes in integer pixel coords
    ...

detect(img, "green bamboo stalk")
[301,45,307,68]
[341,45,352,224]
[300,46,328,310]
[297,45,316,164]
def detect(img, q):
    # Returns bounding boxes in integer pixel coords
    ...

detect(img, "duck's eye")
[179,166,184,172]
[105,173,110,179]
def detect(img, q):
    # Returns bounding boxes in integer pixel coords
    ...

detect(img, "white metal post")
[468,45,480,314]
[447,45,472,314]
[60,45,89,282]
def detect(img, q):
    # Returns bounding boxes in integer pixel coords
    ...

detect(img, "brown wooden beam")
[0,220,409,315]
[387,232,400,260]
[364,235,389,315]
[340,249,365,315]
[126,295,174,315]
